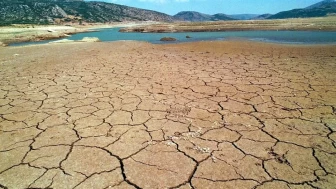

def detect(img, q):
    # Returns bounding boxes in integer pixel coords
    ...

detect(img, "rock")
[186,35,192,38]
[80,37,101,42]
[36,34,61,41]
[160,37,177,42]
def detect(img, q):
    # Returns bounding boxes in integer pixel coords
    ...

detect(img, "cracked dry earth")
[0,41,335,189]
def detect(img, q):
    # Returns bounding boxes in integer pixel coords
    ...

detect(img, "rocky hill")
[0,0,173,25]
[173,11,235,22]
[268,0,336,19]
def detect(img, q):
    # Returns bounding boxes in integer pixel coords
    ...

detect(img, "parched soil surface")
[0,41,335,189]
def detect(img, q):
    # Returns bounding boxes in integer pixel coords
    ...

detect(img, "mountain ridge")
[268,0,336,19]
[1,0,335,25]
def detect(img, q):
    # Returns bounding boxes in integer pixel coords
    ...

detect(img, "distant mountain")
[228,14,259,20]
[174,0,336,22]
[0,0,173,25]
[268,0,336,19]
[251,14,273,20]
[173,11,235,22]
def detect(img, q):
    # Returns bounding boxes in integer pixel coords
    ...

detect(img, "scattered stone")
[186,35,192,38]
[47,29,56,32]
[193,146,211,153]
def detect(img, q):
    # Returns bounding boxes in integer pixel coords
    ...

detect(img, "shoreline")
[1,17,336,46]
[0,25,93,46]
[120,27,336,33]
[0,22,158,46]
[120,16,336,33]
[5,35,336,48]
[3,39,336,52]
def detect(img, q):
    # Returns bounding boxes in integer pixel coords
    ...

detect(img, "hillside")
[0,0,173,25]
[305,0,336,9]
[173,11,212,22]
[173,11,235,21]
[268,0,336,19]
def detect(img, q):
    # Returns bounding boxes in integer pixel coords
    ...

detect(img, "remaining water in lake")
[11,27,336,46]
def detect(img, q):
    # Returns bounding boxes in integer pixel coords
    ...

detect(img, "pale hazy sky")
[86,0,323,15]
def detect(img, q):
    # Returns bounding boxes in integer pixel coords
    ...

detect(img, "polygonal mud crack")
[1,41,335,188]
[124,143,196,188]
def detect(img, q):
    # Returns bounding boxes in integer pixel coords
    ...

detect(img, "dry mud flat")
[0,41,335,189]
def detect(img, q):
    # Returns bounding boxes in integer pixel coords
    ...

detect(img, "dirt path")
[0,41,335,188]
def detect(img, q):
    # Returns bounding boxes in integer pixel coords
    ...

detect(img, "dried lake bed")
[0,40,335,188]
